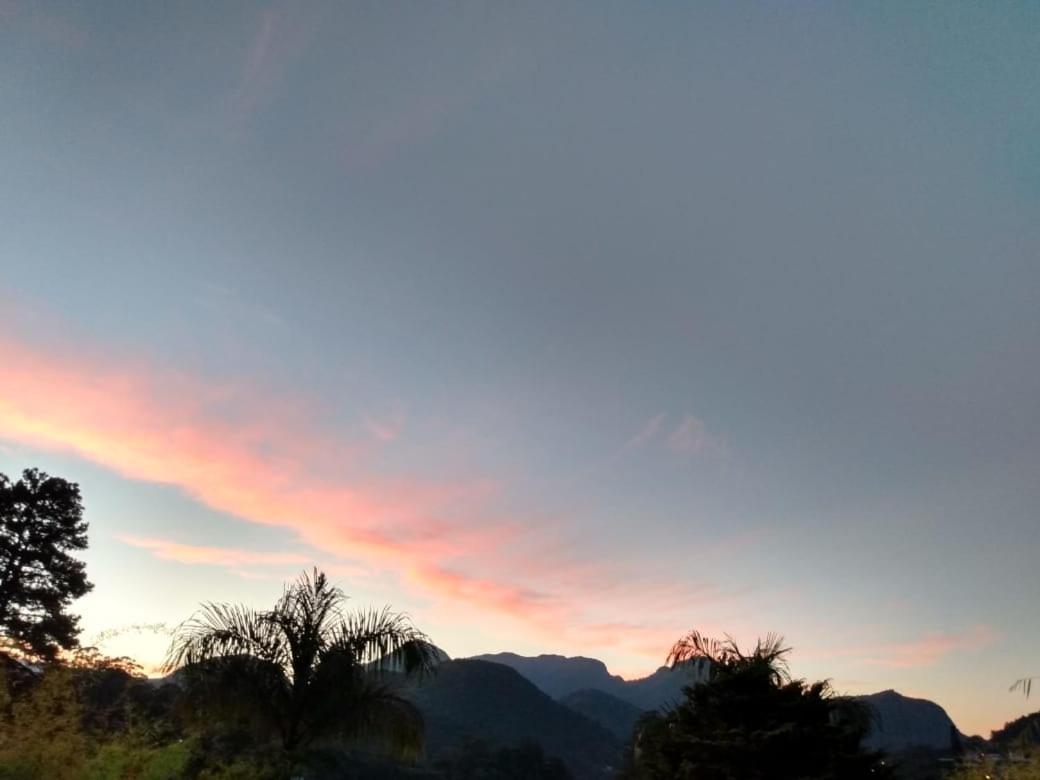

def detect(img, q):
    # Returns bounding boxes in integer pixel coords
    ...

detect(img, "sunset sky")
[2,2,1039,736]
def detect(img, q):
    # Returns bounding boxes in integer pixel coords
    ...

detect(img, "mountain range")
[471,651,700,710]
[402,650,976,777]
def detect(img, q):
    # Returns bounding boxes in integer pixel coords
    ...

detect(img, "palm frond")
[667,630,792,686]
[266,568,349,685]
[162,602,287,674]
[667,630,733,668]
[751,632,791,683]
[1011,677,1037,698]
[275,568,346,636]
[330,606,437,677]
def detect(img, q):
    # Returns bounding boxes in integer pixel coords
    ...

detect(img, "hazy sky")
[2,2,1039,735]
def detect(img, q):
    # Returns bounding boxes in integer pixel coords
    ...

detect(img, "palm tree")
[164,568,438,758]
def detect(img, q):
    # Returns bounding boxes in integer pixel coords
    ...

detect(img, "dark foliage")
[881,746,951,780]
[433,739,572,779]
[70,652,182,742]
[991,708,1040,749]
[0,469,92,660]
[623,631,894,780]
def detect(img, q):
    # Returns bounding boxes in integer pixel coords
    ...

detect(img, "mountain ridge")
[467,652,971,754]
[470,651,698,711]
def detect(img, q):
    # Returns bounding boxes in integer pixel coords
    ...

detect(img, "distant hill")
[856,690,964,752]
[405,659,621,779]
[558,689,646,741]
[471,653,621,699]
[469,652,697,711]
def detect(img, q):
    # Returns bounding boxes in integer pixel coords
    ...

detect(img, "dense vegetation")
[992,710,1040,749]
[1,469,1036,778]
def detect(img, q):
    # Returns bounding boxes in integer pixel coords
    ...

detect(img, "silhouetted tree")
[0,469,92,660]
[164,568,438,758]
[623,631,893,780]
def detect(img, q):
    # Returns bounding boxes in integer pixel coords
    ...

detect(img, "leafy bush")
[86,740,192,780]
[0,666,90,779]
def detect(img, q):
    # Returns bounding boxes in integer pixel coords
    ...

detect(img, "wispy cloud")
[624,413,666,450]
[230,4,320,133]
[619,412,728,460]
[338,35,527,172]
[862,625,1000,669]
[361,404,407,443]
[667,415,712,454]
[2,5,89,49]
[118,535,308,574]
[807,625,1001,669]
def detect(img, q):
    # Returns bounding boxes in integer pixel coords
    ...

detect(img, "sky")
[1,1,1039,736]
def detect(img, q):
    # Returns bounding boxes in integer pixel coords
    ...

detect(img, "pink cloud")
[0,328,726,662]
[862,625,1000,669]
[0,332,489,565]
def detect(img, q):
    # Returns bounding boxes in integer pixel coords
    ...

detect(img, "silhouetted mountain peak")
[406,659,621,779]
[856,689,964,752]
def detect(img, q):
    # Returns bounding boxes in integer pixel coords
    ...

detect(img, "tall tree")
[0,469,93,660]
[624,631,892,780]
[165,568,438,757]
